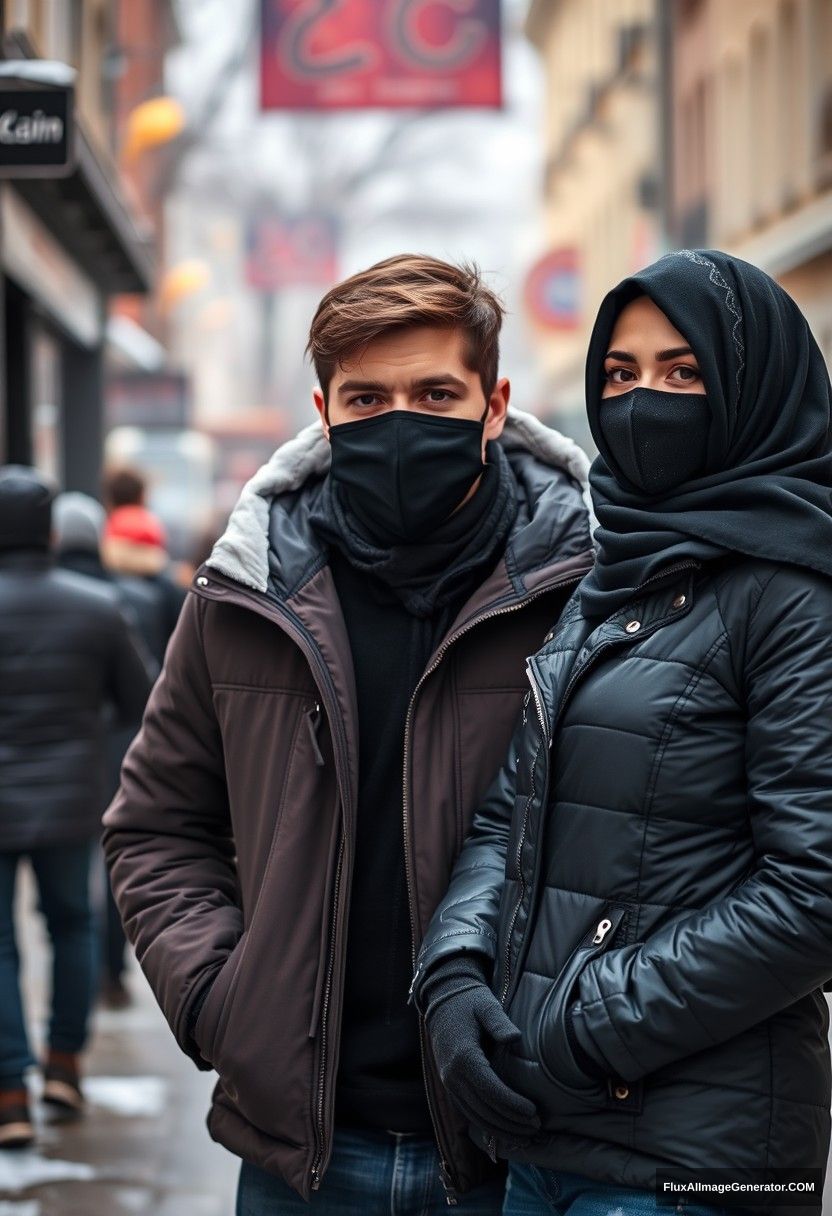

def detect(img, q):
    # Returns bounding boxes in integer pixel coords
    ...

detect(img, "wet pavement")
[0,862,238,1216]
[2,861,831,1214]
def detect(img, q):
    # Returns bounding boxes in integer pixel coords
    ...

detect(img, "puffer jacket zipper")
[194,572,352,1192]
[402,567,586,1202]
[499,559,700,1010]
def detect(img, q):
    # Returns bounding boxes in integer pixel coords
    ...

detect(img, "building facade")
[524,0,662,442]
[669,0,832,367]
[0,0,152,493]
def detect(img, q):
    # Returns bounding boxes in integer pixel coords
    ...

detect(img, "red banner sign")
[260,0,502,110]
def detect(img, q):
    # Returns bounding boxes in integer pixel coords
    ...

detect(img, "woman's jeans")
[236,1126,505,1215]
[0,842,97,1085]
[503,1164,729,1216]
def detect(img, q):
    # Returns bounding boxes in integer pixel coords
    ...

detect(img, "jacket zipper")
[498,559,700,1010]
[193,574,352,1192]
[311,835,345,1189]
[500,661,547,1003]
[402,568,586,1200]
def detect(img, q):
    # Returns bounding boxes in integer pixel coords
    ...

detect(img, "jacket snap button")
[625,620,641,634]
[672,593,686,609]
[196,576,209,587]
[613,1085,630,1100]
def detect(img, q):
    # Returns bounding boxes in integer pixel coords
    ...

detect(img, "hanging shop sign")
[0,84,74,176]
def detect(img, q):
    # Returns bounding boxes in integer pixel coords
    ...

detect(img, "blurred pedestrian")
[53,492,162,1009]
[102,255,594,1213]
[101,467,186,653]
[0,467,153,1149]
[413,250,832,1216]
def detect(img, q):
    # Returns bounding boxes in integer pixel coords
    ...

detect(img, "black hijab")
[579,248,832,619]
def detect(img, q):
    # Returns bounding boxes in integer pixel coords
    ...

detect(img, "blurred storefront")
[524,0,661,442]
[667,0,832,367]
[0,6,153,493]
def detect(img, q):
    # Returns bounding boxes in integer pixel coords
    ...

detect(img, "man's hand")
[422,957,541,1142]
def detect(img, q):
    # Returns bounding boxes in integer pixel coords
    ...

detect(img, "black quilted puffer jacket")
[412,555,832,1194]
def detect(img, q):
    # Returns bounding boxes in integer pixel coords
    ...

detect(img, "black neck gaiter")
[328,408,488,547]
[311,439,519,620]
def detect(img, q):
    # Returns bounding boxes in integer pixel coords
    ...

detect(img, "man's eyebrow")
[336,379,389,395]
[410,374,468,391]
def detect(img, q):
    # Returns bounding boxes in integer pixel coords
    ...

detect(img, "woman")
[410,249,832,1216]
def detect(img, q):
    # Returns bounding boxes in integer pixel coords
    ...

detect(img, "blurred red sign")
[524,249,581,331]
[246,213,338,290]
[260,0,502,110]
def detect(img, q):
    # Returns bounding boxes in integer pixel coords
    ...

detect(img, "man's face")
[313,326,510,459]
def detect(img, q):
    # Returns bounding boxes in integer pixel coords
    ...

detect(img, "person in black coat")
[0,467,153,1148]
[411,251,832,1216]
[53,491,162,1008]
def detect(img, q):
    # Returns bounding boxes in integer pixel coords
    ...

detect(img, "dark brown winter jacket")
[101,407,593,1200]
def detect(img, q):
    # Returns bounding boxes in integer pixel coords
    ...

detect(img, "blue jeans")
[503,1165,729,1216]
[236,1126,505,1214]
[0,842,97,1084]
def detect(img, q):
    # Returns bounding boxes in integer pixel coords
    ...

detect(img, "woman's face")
[601,296,702,399]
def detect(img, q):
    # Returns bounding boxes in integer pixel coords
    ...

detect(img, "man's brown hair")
[307,254,505,403]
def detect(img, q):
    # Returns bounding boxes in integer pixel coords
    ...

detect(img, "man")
[0,467,152,1147]
[103,255,594,1212]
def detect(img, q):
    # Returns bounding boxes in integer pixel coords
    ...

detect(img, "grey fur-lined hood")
[207,406,595,594]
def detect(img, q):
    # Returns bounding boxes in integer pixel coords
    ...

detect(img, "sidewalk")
[0,862,239,1216]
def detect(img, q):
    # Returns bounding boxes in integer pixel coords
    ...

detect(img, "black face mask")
[328,407,487,545]
[598,388,711,497]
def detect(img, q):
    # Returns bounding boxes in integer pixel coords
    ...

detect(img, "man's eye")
[424,389,453,402]
[606,367,636,384]
[351,395,381,407]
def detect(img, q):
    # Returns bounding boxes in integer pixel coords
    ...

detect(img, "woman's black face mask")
[328,405,488,545]
[598,387,711,497]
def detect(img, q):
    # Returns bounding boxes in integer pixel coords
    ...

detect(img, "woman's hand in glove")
[422,956,541,1142]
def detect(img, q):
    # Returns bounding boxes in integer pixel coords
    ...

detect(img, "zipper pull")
[521,688,531,726]
[306,703,325,767]
[407,963,422,1007]
[438,1160,460,1205]
[592,917,613,945]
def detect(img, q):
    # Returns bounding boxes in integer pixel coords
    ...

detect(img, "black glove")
[423,955,541,1142]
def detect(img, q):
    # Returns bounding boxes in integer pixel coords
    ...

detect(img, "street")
[0,863,238,1216]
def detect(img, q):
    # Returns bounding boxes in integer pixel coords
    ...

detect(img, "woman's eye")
[606,367,636,384]
[671,365,701,383]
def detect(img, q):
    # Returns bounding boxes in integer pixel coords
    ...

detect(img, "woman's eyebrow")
[605,349,637,363]
[656,346,694,361]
